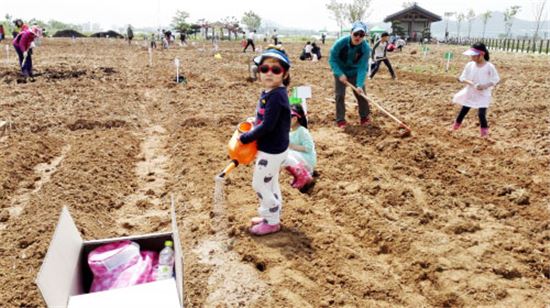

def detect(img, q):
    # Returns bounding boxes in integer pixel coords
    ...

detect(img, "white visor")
[463,48,481,56]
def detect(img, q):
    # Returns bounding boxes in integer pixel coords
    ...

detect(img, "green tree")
[221,16,241,40]
[197,18,210,39]
[504,5,521,38]
[532,0,547,45]
[481,11,492,38]
[241,11,261,32]
[326,0,346,35]
[391,20,405,36]
[456,12,465,39]
[422,26,431,40]
[327,0,372,35]
[172,10,190,33]
[345,0,372,23]
[466,9,475,39]
[4,14,12,35]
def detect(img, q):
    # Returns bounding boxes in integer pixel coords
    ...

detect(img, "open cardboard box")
[35,200,184,308]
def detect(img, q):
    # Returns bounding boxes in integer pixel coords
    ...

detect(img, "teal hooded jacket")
[329,35,371,88]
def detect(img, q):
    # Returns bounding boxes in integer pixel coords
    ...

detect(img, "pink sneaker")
[360,117,371,126]
[337,120,347,128]
[451,122,461,131]
[250,217,266,225]
[480,128,489,138]
[249,222,280,235]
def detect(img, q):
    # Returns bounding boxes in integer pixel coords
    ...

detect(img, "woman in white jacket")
[451,43,500,138]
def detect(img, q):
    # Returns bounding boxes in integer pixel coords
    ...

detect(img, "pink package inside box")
[87,240,158,293]
[80,234,173,294]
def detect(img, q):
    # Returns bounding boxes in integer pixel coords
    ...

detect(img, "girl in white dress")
[451,43,500,138]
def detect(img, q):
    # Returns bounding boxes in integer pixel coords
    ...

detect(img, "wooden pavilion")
[383,4,441,41]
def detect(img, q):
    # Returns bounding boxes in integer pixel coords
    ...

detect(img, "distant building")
[384,4,441,41]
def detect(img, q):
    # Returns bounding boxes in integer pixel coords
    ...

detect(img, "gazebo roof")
[383,4,442,23]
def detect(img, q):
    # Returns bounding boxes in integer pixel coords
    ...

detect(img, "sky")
[1,0,547,31]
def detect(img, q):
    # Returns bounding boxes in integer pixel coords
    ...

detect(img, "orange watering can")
[218,121,258,178]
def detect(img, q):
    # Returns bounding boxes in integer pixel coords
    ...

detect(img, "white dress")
[452,61,500,108]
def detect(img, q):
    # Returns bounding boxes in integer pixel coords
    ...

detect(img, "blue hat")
[253,49,291,68]
[351,21,368,34]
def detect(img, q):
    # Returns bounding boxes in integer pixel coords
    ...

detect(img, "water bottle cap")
[164,240,173,247]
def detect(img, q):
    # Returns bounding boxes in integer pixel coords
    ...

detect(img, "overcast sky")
[1,0,547,30]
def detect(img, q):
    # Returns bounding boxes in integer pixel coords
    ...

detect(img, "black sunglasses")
[353,32,365,38]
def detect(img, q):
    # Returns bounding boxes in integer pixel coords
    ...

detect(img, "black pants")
[243,39,255,52]
[15,46,32,77]
[456,106,488,128]
[370,58,395,78]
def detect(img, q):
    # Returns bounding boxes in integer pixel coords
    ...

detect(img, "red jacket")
[13,30,35,52]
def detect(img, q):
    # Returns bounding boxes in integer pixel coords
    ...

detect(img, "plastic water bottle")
[155,240,175,280]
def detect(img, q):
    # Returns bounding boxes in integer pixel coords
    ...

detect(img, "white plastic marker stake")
[148,47,152,66]
[367,58,372,78]
[5,45,9,65]
[174,57,180,82]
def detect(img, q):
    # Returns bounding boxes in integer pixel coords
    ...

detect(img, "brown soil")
[0,38,549,307]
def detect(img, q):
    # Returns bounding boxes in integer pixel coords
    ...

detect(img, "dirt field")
[0,38,549,307]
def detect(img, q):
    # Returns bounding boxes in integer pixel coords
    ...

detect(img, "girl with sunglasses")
[451,42,500,138]
[239,49,292,235]
[329,21,371,128]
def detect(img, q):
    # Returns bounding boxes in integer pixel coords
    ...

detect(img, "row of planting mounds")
[52,29,86,38]
[90,30,124,38]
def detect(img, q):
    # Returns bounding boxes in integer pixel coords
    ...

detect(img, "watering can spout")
[218,160,239,178]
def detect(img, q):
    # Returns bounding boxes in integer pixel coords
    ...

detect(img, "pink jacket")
[13,31,36,52]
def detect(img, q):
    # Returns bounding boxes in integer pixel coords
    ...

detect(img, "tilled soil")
[0,38,549,307]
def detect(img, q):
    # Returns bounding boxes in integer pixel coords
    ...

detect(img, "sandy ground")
[0,38,549,307]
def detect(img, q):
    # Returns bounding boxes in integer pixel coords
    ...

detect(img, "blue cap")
[253,49,291,68]
[351,21,368,34]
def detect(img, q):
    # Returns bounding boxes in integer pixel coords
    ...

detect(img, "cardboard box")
[36,201,184,308]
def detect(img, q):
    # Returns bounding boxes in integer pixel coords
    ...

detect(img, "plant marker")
[5,45,9,65]
[444,51,453,72]
[174,57,180,82]
[422,45,429,59]
[148,47,152,66]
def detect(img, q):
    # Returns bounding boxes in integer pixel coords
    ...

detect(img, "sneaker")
[360,117,371,126]
[480,128,489,138]
[337,120,347,128]
[250,217,266,225]
[451,122,461,131]
[249,222,281,235]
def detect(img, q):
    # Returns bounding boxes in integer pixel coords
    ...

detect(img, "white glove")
[30,42,36,49]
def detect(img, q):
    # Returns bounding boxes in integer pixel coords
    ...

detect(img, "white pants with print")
[252,150,288,225]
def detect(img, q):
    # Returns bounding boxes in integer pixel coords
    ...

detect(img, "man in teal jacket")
[329,21,371,128]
